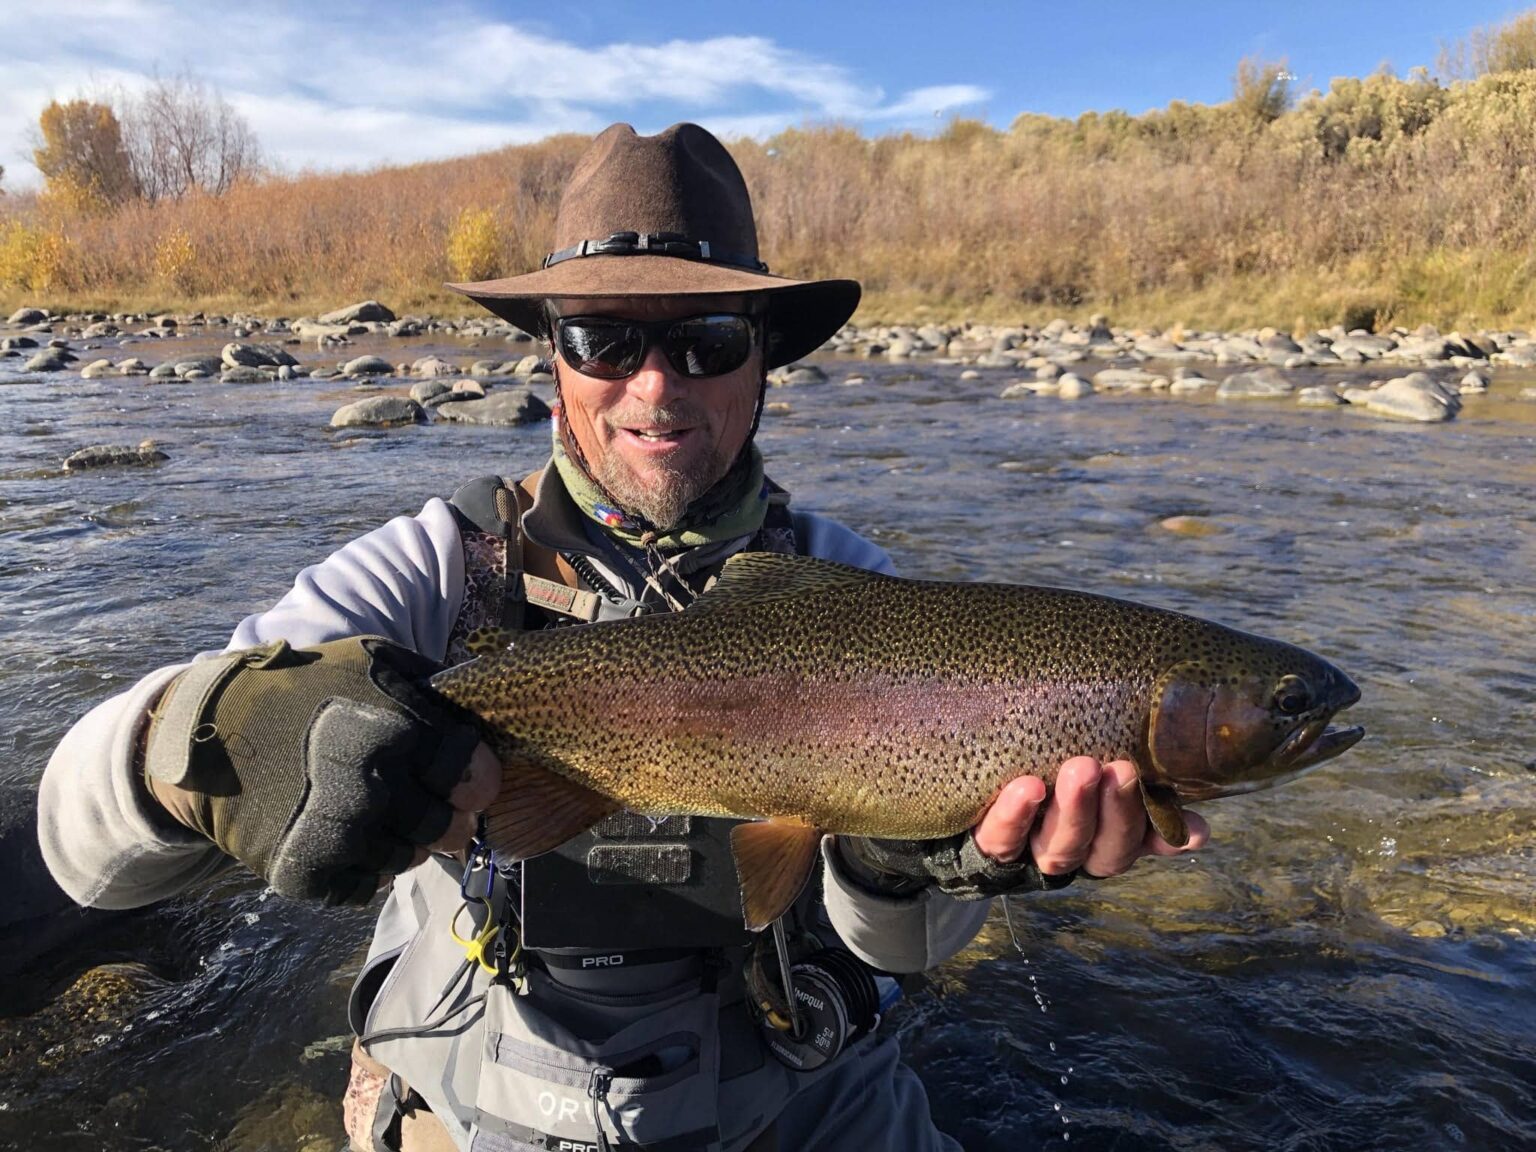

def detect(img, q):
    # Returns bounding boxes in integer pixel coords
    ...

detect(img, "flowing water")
[1,327,1532,1150]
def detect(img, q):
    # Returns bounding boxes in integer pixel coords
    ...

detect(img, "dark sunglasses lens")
[665,315,754,377]
[559,320,644,378]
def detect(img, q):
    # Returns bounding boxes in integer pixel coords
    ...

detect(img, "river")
[1,325,1532,1150]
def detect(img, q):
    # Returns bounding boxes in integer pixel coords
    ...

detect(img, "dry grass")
[5,70,1536,332]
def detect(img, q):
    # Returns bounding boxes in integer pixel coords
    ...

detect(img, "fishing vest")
[354,474,875,1152]
[445,470,802,954]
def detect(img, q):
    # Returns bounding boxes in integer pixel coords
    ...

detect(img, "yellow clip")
[451,903,502,975]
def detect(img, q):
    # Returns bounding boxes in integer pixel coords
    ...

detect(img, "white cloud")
[0,3,989,189]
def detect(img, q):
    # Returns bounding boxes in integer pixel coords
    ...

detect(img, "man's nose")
[626,343,684,402]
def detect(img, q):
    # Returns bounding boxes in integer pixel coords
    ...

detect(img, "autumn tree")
[32,100,139,208]
[1231,57,1293,126]
[121,73,262,200]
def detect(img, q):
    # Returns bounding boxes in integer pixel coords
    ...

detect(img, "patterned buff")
[550,413,770,550]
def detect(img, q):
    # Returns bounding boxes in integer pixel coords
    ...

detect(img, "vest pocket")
[472,970,723,1151]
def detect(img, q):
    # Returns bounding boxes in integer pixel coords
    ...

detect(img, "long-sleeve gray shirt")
[39,479,989,974]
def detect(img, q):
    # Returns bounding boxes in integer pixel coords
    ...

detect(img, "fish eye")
[1273,675,1313,716]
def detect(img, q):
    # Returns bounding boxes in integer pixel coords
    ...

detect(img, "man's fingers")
[1029,756,1103,875]
[972,774,1047,862]
[448,743,501,812]
[1143,808,1210,856]
[1081,759,1149,878]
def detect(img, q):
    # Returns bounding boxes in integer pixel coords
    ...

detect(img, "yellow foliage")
[38,172,114,219]
[446,207,503,281]
[0,221,72,292]
[153,228,198,293]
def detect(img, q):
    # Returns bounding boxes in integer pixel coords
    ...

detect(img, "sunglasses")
[554,313,759,380]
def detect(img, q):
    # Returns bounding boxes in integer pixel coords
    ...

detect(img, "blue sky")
[1,1,1527,189]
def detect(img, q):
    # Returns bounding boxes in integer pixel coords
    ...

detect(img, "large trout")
[431,553,1363,929]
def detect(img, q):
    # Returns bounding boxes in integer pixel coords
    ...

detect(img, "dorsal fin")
[691,553,892,612]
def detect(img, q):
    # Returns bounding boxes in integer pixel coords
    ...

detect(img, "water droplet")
[1054,1103,1062,1112]
[1060,1075,1069,1085]
[1049,1042,1057,1052]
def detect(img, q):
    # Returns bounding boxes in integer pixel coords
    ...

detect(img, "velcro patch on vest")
[594,812,692,838]
[587,844,693,885]
[522,572,602,622]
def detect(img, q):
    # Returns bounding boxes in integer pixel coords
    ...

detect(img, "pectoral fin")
[1138,778,1190,849]
[730,819,823,932]
[482,757,620,860]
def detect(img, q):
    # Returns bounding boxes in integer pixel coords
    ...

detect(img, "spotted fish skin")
[431,553,1363,850]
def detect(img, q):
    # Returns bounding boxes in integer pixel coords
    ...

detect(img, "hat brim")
[447,255,859,369]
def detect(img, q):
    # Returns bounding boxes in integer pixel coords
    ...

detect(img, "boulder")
[222,342,298,369]
[341,355,395,376]
[63,439,168,471]
[174,357,225,378]
[1297,385,1344,406]
[0,336,39,350]
[1092,368,1165,391]
[24,348,75,372]
[320,300,396,324]
[410,380,453,406]
[1459,369,1490,394]
[7,307,47,326]
[433,389,552,426]
[769,364,829,387]
[221,366,273,384]
[329,397,427,428]
[1361,374,1461,422]
[79,359,116,379]
[412,356,458,378]
[1057,373,1094,399]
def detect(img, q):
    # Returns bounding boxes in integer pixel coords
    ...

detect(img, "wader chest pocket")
[471,974,723,1151]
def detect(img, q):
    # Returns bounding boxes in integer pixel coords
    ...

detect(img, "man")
[39,123,1207,1150]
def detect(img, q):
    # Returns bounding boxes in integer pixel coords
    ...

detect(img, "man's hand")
[973,756,1209,879]
[143,636,501,904]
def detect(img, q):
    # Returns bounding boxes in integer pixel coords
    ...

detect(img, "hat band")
[543,230,769,273]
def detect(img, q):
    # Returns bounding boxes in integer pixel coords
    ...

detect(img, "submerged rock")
[63,439,169,471]
[329,396,427,427]
[1216,367,1294,399]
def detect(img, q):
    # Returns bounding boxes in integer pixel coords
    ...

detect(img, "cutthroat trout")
[431,553,1363,929]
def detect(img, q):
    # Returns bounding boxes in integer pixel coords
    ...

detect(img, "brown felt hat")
[447,122,860,369]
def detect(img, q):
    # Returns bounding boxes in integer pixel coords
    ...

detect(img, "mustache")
[605,403,708,429]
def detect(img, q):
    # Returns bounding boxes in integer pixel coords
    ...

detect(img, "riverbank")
[6,300,1535,446]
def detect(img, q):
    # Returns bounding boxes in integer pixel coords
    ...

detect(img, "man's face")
[551,295,764,530]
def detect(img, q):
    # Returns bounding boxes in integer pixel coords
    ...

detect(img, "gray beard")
[593,417,729,530]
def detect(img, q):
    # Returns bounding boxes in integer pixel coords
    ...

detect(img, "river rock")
[1,336,39,349]
[148,363,179,379]
[24,348,75,372]
[1216,366,1294,399]
[1297,385,1344,406]
[412,356,458,378]
[1212,335,1265,362]
[222,365,273,384]
[1092,368,1165,391]
[174,357,224,378]
[8,307,47,326]
[321,300,396,324]
[511,354,549,377]
[1168,372,1217,394]
[1000,382,1040,400]
[410,380,453,406]
[117,358,149,376]
[1459,369,1490,393]
[63,439,168,471]
[341,355,395,376]
[223,342,298,369]
[449,379,487,399]
[1361,374,1462,422]
[329,397,426,428]
[79,359,115,379]
[433,389,551,426]
[1058,373,1094,399]
[770,364,828,387]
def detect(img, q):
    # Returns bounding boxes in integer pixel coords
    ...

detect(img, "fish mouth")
[1277,713,1365,773]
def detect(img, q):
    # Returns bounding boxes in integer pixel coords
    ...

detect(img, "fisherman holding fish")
[38,124,1240,1151]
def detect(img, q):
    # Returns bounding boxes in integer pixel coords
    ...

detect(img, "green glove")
[835,833,1075,900]
[144,636,482,904]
